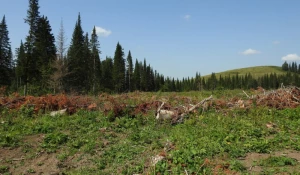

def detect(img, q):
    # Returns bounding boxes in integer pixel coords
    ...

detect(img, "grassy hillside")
[204,66,286,79]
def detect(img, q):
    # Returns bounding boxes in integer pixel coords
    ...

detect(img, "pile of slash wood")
[215,86,300,110]
[1,86,300,121]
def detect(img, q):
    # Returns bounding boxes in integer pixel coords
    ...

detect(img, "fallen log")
[50,108,67,116]
[156,95,213,123]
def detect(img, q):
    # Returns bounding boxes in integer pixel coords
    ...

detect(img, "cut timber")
[50,108,67,116]
[156,109,175,120]
[188,95,213,112]
[155,95,213,123]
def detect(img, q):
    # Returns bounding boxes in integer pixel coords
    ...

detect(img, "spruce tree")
[195,72,201,91]
[66,13,86,93]
[15,41,26,89]
[83,32,92,91]
[112,42,125,92]
[23,0,40,94]
[148,67,155,91]
[101,57,113,91]
[140,59,147,91]
[133,59,140,91]
[154,71,160,91]
[126,50,133,91]
[90,26,101,94]
[0,15,12,86]
[35,16,56,90]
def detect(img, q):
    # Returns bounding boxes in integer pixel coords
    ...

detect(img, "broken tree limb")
[156,109,175,120]
[50,108,67,116]
[293,95,300,102]
[157,102,165,113]
[243,90,251,99]
[156,95,213,123]
[188,95,213,112]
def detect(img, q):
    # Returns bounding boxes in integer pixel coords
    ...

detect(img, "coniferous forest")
[1,0,300,95]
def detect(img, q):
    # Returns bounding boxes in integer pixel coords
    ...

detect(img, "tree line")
[282,61,300,73]
[1,0,300,95]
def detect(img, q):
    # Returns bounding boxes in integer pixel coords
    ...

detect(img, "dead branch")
[12,157,25,161]
[157,102,165,113]
[156,95,213,123]
[185,168,189,175]
[243,90,251,99]
[50,108,67,116]
[188,95,213,112]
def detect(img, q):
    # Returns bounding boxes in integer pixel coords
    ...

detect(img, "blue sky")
[1,0,300,79]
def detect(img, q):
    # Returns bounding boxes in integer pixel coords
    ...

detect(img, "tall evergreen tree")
[90,26,101,94]
[133,59,140,91]
[126,50,133,92]
[66,13,86,93]
[195,72,201,91]
[101,57,113,91]
[15,41,26,89]
[140,59,147,91]
[0,15,12,86]
[148,67,155,91]
[35,16,56,90]
[112,42,125,92]
[83,32,92,91]
[23,0,40,94]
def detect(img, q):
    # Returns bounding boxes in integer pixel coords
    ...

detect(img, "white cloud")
[94,26,111,37]
[183,15,191,20]
[273,41,280,45]
[281,54,300,61]
[240,48,261,55]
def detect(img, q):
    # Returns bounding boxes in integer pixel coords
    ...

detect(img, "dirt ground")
[0,134,61,175]
[240,150,300,174]
[1,134,300,174]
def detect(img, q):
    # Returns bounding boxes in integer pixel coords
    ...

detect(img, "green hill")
[203,66,286,79]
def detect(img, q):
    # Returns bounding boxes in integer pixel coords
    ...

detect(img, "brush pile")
[1,86,300,118]
[214,86,300,110]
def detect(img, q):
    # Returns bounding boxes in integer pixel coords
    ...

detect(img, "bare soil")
[241,150,300,174]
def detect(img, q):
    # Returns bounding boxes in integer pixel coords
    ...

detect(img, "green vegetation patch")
[1,102,300,174]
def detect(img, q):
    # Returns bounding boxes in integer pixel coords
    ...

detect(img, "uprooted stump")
[155,95,213,124]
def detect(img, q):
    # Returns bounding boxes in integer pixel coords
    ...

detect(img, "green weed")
[259,156,297,167]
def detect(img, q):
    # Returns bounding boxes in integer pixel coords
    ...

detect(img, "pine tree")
[292,62,297,72]
[112,42,125,92]
[148,67,155,91]
[23,0,40,95]
[140,59,147,91]
[15,41,26,89]
[90,26,101,94]
[154,71,160,91]
[83,32,92,91]
[208,73,217,90]
[195,72,201,91]
[35,16,56,90]
[0,15,12,86]
[133,59,140,91]
[66,13,86,93]
[101,57,113,91]
[126,51,133,92]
